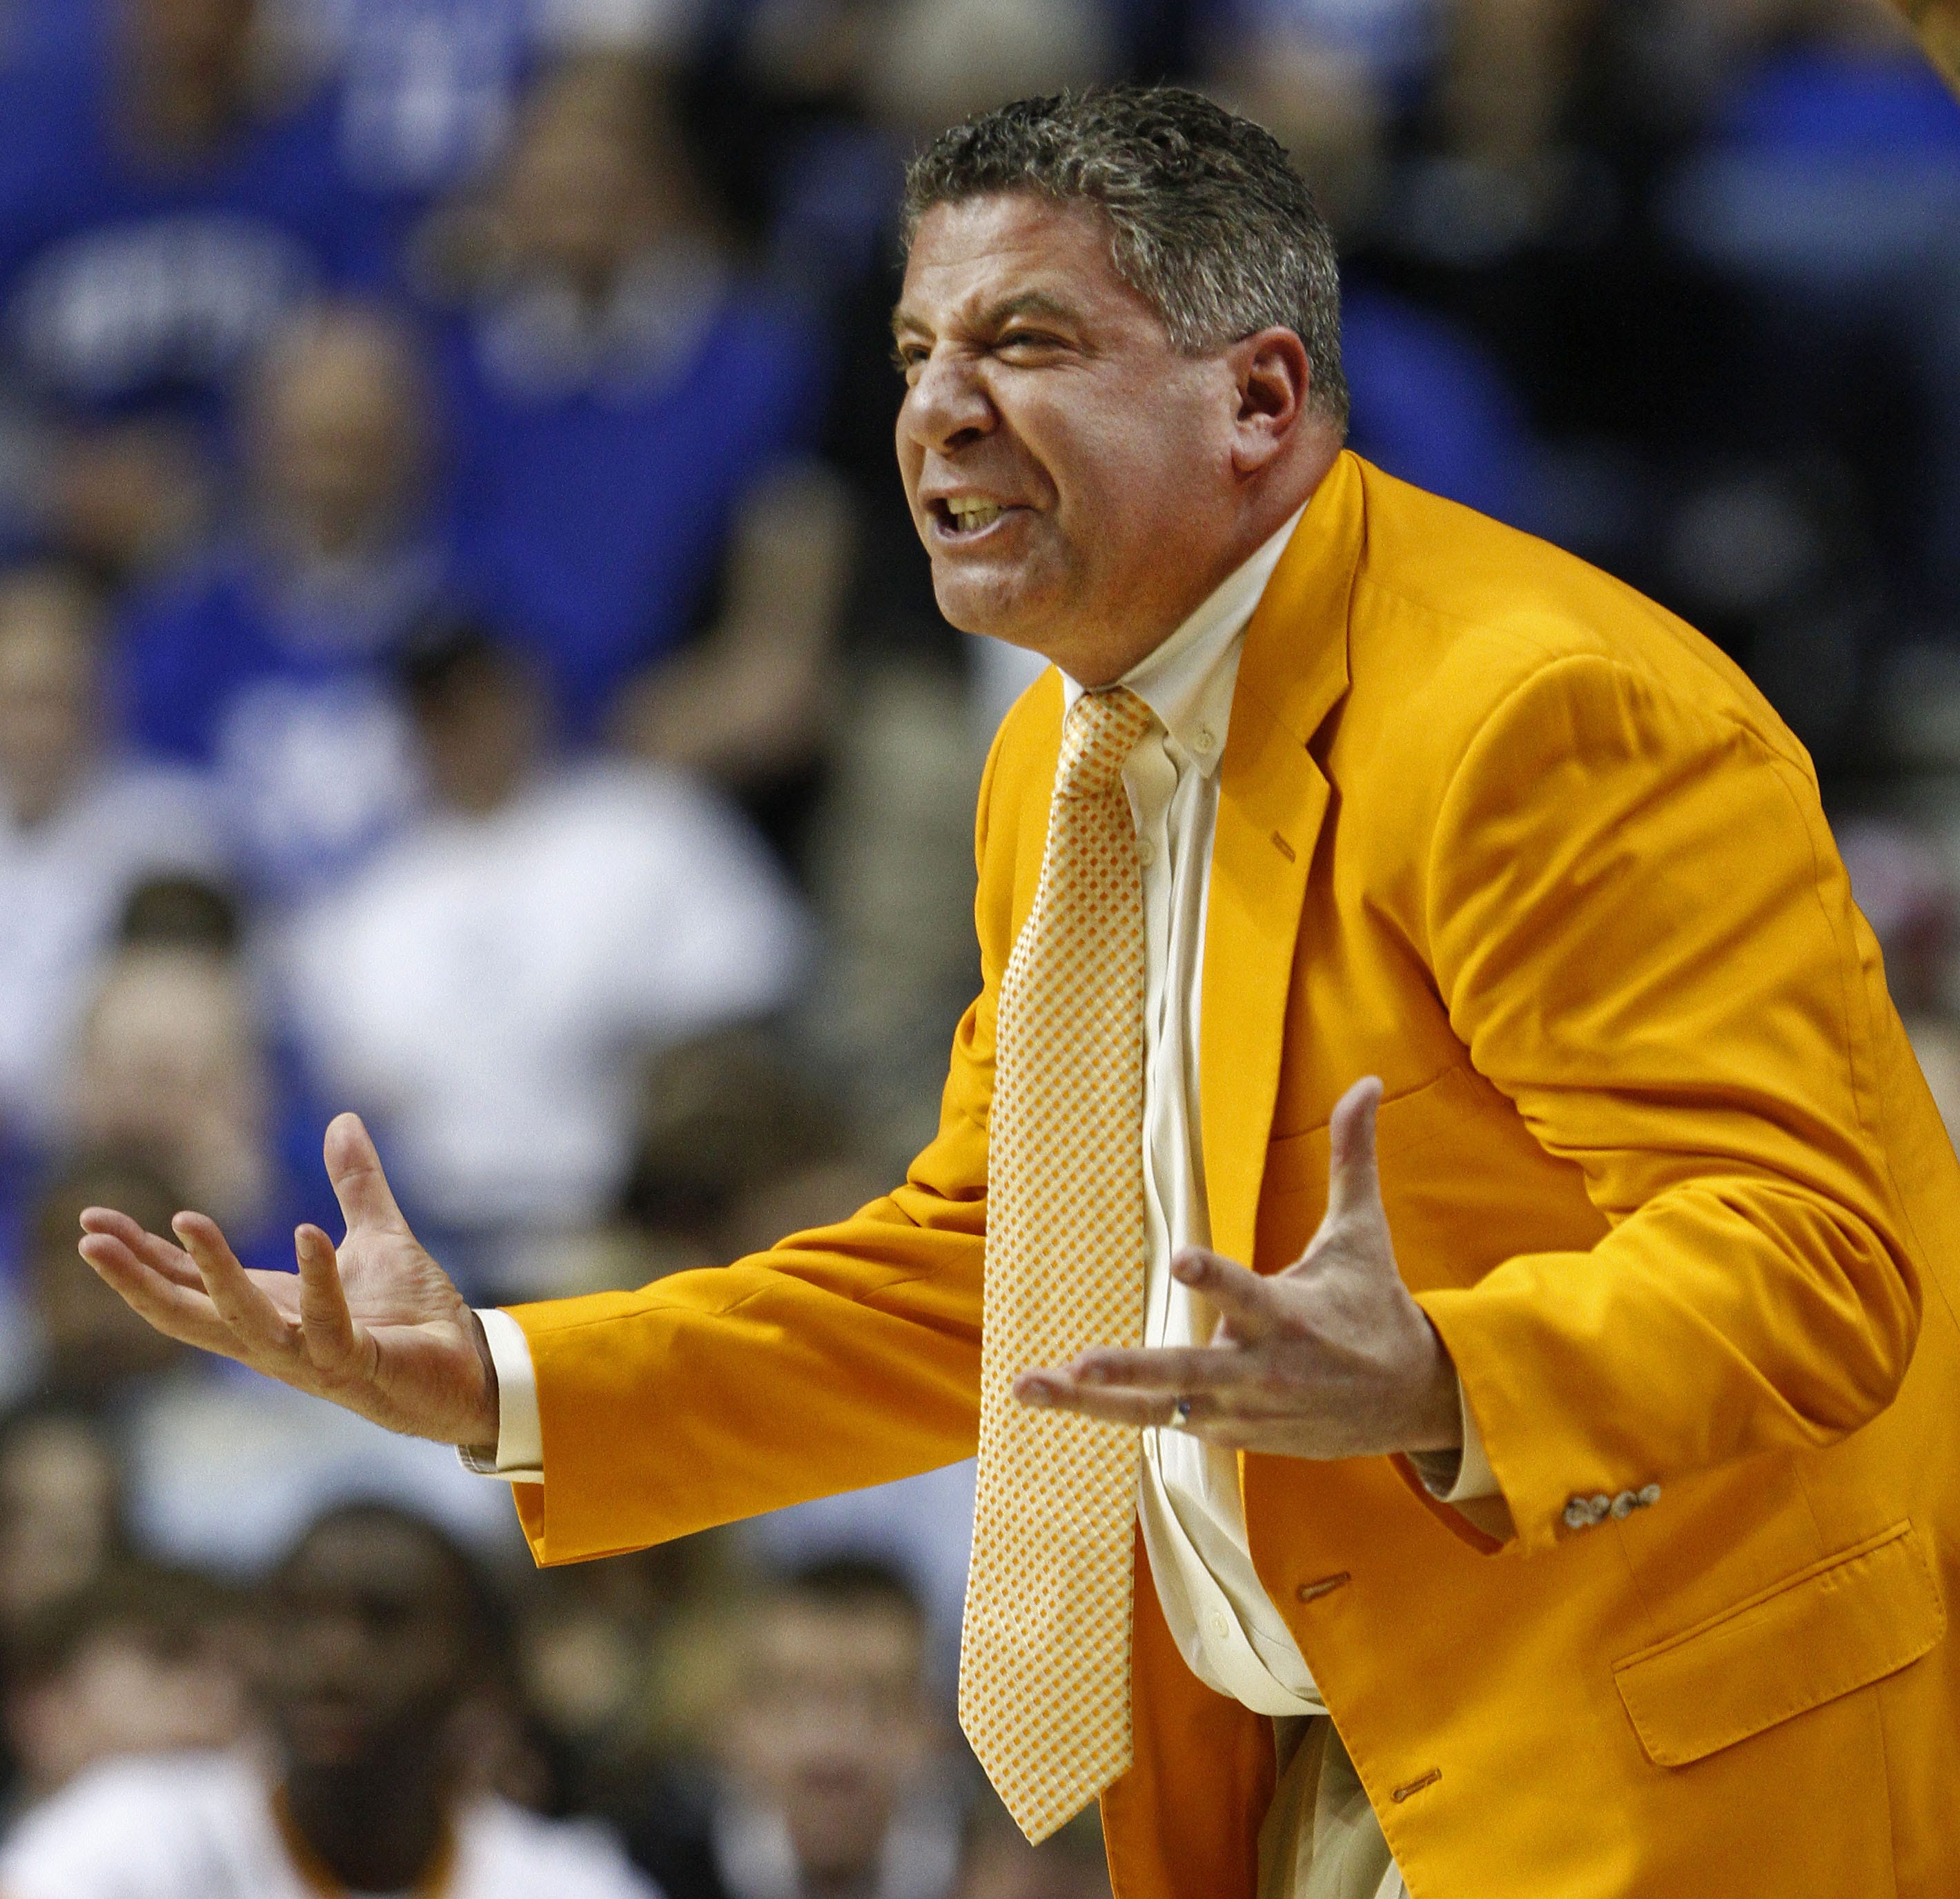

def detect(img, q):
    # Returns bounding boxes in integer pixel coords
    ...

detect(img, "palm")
[77,1114,498,1448]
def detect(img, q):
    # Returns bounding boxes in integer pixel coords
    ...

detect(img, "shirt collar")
[1060,500,1307,777]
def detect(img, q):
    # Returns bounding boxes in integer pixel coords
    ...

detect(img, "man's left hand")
[1014,1076,1464,1460]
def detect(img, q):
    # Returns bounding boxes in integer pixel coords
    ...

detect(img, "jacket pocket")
[1612,1521,1946,1768]
[1261,1063,1474,1200]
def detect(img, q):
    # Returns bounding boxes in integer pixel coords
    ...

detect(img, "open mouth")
[930,496,1014,539]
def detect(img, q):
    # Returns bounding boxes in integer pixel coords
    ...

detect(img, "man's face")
[894,193,1245,685]
[253,330,422,558]
[720,1597,937,1889]
[0,584,99,825]
[255,1519,472,1773]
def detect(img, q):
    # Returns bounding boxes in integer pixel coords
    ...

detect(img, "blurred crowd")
[0,0,1952,1891]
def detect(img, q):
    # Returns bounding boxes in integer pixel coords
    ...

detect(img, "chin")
[929,564,1054,649]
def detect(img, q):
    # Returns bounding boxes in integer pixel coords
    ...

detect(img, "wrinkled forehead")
[893,191,1151,339]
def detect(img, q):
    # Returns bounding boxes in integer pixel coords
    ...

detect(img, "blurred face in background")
[0,1415,121,1633]
[0,573,103,828]
[500,63,706,299]
[255,1515,475,1776]
[894,193,1263,686]
[69,947,273,1232]
[6,1596,246,1801]
[248,311,430,562]
[718,1591,939,1891]
[410,645,547,818]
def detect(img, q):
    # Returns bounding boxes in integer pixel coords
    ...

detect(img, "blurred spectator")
[0,1502,662,1897]
[437,55,845,782]
[1660,0,1960,618]
[118,302,450,902]
[513,1533,746,1818]
[272,0,707,225]
[25,1154,188,1408]
[623,1025,883,1263]
[0,564,224,1154]
[1,1564,246,1807]
[0,1404,127,1648]
[1838,815,1960,1145]
[281,623,810,1293]
[627,1555,957,1899]
[66,942,286,1265]
[0,0,395,577]
[954,1802,1110,1899]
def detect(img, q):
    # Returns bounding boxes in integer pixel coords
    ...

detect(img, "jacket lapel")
[1201,452,1365,1267]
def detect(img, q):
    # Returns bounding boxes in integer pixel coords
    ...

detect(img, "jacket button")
[1295,1571,1351,1603]
[1610,1490,1638,1519]
[1587,1493,1613,1524]
[1562,1498,1593,1530]
[1637,1483,1661,1508]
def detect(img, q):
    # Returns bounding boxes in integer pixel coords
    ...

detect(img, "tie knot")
[1057,687,1153,799]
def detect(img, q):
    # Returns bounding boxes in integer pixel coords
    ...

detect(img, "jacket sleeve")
[1413,652,1922,1555]
[507,732,1015,1566]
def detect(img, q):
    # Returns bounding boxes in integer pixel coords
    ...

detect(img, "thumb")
[1322,1075,1384,1229]
[323,1112,411,1239]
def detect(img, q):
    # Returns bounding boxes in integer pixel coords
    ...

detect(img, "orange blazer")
[509,453,1960,1898]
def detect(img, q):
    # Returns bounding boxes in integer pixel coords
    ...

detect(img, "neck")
[281,1751,452,1893]
[1063,457,1329,689]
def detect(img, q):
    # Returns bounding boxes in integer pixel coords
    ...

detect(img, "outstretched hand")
[77,1113,499,1449]
[1014,1076,1462,1460]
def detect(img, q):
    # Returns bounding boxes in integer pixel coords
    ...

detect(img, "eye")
[996,328,1067,360]
[890,341,929,382]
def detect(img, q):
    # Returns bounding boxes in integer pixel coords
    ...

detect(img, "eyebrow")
[890,289,1085,342]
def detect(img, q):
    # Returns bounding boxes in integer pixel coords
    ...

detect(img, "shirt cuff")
[1408,1375,1500,1504]
[454,1308,544,1484]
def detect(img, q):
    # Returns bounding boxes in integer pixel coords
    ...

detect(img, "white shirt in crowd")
[0,1750,664,1899]
[0,761,224,1142]
[284,760,810,1231]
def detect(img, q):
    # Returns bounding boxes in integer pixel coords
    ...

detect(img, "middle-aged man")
[79,88,1960,1899]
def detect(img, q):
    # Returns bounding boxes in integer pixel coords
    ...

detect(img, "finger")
[78,1208,205,1290]
[323,1112,411,1240]
[1015,1375,1233,1433]
[78,1232,237,1355]
[1168,1247,1280,1342]
[1015,1372,1177,1427]
[1324,1075,1384,1226]
[1068,1346,1255,1392]
[173,1212,297,1357]
[295,1225,366,1374]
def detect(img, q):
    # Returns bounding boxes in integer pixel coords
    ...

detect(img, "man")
[79,87,1960,1898]
[627,1555,957,1899]
[0,1503,663,1898]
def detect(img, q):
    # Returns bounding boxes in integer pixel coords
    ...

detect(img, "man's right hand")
[77,1112,500,1450]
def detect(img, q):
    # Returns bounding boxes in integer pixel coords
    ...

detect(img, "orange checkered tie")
[960,686,1155,1841]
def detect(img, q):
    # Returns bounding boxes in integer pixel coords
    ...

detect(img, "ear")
[1226,326,1313,475]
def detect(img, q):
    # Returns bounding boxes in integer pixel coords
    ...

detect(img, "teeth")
[945,498,1003,531]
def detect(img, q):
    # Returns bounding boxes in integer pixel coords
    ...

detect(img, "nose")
[899,345,994,458]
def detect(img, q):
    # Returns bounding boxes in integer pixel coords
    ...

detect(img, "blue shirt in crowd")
[0,32,394,437]
[440,259,832,735]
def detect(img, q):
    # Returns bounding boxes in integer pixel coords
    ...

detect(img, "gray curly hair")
[901,85,1349,430]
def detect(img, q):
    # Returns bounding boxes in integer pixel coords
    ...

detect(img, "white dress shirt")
[471,511,1496,1718]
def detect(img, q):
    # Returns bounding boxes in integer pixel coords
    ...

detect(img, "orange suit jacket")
[509,452,1960,1898]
